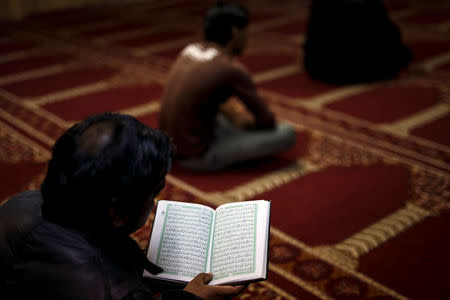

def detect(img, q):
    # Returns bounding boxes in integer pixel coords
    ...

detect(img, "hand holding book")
[184,273,246,299]
[145,200,271,286]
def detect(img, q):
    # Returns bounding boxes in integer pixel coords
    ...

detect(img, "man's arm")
[184,273,246,300]
[226,66,275,130]
[129,273,245,300]
[219,97,255,129]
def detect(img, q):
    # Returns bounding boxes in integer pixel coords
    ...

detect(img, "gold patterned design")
[271,104,450,171]
[0,108,55,146]
[312,246,359,270]
[269,227,409,300]
[23,101,71,129]
[420,50,450,71]
[299,84,373,109]
[409,167,450,214]
[256,281,297,300]
[166,175,254,209]
[306,131,384,168]
[302,120,449,196]
[253,65,300,84]
[111,65,167,86]
[0,0,122,21]
[270,227,310,250]
[219,160,319,201]
[239,281,297,300]
[334,203,430,259]
[166,174,213,203]
[0,89,70,129]
[265,67,450,148]
[0,120,49,206]
[404,71,450,107]
[269,263,334,300]
[0,120,50,163]
[120,101,160,117]
[131,37,196,57]
[0,62,81,85]
[380,102,450,136]
[31,80,112,106]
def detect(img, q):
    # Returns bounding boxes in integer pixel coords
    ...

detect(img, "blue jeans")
[179,115,297,172]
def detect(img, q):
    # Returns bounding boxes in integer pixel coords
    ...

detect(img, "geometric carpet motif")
[1,0,449,299]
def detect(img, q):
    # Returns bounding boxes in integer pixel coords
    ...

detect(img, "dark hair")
[204,1,249,46]
[41,112,172,230]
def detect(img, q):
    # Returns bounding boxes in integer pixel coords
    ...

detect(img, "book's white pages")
[145,200,270,286]
[146,201,214,283]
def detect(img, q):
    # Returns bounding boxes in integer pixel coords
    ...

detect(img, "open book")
[144,200,271,286]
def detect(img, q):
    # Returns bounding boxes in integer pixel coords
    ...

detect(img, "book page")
[208,200,270,285]
[146,200,214,282]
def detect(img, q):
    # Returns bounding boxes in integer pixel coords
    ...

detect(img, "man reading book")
[0,113,245,300]
[159,1,296,171]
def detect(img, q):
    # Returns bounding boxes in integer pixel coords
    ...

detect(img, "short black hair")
[204,1,249,46]
[41,112,172,230]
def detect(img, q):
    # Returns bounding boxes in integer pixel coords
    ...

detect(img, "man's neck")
[222,44,236,58]
[203,41,236,59]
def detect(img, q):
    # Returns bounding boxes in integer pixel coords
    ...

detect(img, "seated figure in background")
[0,112,245,300]
[303,0,412,85]
[159,1,296,172]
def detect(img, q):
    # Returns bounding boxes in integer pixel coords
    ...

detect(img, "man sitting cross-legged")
[159,1,296,172]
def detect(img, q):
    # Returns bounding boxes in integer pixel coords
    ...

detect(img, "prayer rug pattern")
[1,0,449,299]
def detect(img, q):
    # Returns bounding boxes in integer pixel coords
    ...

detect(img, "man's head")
[204,1,249,56]
[41,113,172,233]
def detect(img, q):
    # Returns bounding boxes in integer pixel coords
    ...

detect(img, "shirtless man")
[159,1,296,171]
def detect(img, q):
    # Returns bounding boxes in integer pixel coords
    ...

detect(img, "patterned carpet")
[1,0,449,299]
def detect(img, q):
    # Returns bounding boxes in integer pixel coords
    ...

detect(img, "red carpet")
[325,86,440,123]
[1,0,449,299]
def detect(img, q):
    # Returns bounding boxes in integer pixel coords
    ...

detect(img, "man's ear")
[109,207,127,228]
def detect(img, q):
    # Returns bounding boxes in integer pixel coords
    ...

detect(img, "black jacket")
[0,190,200,300]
